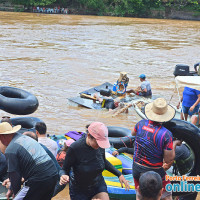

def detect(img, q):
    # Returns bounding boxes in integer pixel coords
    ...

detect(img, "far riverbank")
[1,1,200,21]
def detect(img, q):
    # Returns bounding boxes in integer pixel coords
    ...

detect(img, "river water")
[0,11,200,199]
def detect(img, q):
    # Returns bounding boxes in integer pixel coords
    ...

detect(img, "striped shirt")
[133,120,173,167]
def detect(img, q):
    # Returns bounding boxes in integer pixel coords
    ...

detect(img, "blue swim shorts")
[182,105,200,116]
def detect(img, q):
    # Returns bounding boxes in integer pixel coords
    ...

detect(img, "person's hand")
[174,140,182,146]
[112,151,119,156]
[189,105,195,112]
[59,175,69,185]
[21,177,25,184]
[2,178,11,189]
[6,189,13,200]
[118,174,130,191]
[135,87,140,93]
[163,162,172,171]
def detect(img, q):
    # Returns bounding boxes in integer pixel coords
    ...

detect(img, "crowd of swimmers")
[0,73,199,200]
[32,6,69,14]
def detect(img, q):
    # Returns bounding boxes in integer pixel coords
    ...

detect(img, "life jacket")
[116,81,126,95]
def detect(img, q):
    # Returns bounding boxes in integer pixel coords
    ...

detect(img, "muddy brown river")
[0,11,200,199]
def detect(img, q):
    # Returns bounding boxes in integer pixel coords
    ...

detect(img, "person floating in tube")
[113,72,129,96]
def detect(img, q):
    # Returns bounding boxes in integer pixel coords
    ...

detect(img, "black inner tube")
[107,126,134,148]
[0,90,23,99]
[0,86,39,115]
[11,117,44,134]
[163,119,200,197]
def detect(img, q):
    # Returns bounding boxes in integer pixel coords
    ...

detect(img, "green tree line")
[9,0,200,17]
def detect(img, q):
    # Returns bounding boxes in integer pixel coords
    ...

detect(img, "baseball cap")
[88,122,110,149]
[139,74,146,79]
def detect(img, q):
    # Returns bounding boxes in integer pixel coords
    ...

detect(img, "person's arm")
[142,88,147,93]
[105,159,122,177]
[126,89,135,94]
[177,96,183,109]
[190,94,200,112]
[140,83,147,93]
[59,147,76,185]
[131,126,137,136]
[9,171,22,195]
[112,146,134,156]
[60,147,76,176]
[118,147,134,154]
[163,140,182,164]
[104,154,130,190]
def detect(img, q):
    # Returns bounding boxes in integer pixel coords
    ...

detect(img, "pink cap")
[88,122,110,148]
[65,139,75,147]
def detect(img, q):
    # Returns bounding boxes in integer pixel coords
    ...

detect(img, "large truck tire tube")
[11,117,44,134]
[163,119,200,197]
[0,86,39,115]
[107,126,134,149]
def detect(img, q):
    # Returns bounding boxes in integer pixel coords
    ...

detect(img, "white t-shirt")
[38,137,58,157]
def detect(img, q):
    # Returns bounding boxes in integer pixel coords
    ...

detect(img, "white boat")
[132,97,181,121]
[133,76,200,122]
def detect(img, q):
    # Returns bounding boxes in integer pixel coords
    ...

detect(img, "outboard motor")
[173,64,198,77]
[173,64,190,77]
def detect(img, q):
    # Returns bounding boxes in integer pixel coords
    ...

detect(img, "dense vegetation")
[8,0,200,17]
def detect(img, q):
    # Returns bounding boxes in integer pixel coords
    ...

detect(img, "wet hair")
[1,116,12,125]
[23,131,38,142]
[35,122,47,135]
[85,124,95,139]
[85,124,90,129]
[139,171,162,199]
[85,124,90,133]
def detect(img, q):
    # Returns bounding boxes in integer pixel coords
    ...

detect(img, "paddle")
[80,93,98,101]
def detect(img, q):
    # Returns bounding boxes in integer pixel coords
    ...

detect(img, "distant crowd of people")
[33,6,69,14]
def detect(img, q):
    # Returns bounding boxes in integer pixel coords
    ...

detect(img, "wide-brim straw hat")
[0,122,21,135]
[118,71,127,82]
[145,98,176,123]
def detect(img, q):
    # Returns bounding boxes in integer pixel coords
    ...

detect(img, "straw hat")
[145,98,175,122]
[118,72,127,82]
[0,122,21,135]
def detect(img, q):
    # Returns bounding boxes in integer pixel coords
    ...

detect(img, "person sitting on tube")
[127,74,152,97]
